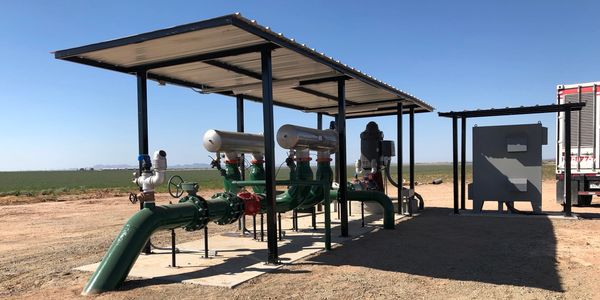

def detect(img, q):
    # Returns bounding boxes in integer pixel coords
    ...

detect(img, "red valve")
[237,191,261,216]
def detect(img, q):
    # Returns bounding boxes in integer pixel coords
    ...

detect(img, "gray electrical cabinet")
[468,123,548,213]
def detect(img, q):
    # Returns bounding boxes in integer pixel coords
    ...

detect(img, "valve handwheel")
[168,175,185,198]
[128,192,138,204]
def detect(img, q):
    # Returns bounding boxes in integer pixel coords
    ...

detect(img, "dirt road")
[1,182,598,299]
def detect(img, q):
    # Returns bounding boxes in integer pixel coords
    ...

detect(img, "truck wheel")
[576,195,592,206]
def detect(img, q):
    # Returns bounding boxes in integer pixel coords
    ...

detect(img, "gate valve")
[167,175,185,198]
[237,191,261,216]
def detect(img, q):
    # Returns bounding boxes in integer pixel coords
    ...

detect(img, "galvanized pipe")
[203,130,264,154]
[276,124,338,151]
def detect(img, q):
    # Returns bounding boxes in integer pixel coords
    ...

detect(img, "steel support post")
[565,109,572,217]
[137,71,152,254]
[337,79,349,237]
[409,107,415,216]
[261,48,279,264]
[452,116,459,214]
[316,113,323,212]
[236,95,247,234]
[460,116,466,210]
[397,102,403,214]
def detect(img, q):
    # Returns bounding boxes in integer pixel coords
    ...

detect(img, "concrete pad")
[76,207,405,288]
[451,211,579,220]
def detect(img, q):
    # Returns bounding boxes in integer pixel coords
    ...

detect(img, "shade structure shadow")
[303,207,562,292]
[117,213,384,291]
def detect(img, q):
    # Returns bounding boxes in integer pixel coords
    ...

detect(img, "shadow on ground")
[118,214,383,291]
[118,209,562,292]
[305,207,562,292]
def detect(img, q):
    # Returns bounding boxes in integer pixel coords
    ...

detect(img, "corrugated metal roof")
[54,13,434,116]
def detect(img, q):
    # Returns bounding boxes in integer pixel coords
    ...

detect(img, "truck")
[556,81,600,206]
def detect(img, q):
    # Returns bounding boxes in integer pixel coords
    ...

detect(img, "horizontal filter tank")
[203,129,264,153]
[277,124,338,151]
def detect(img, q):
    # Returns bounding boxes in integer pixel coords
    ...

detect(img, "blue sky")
[0,1,598,171]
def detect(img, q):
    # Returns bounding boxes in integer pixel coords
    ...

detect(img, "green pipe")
[244,159,331,249]
[85,160,336,294]
[82,202,200,295]
[329,189,395,230]
[223,162,241,193]
[231,180,325,186]
[247,161,265,193]
[82,191,243,295]
[296,161,333,210]
[273,160,313,212]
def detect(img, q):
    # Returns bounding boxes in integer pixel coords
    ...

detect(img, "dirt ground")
[1,182,599,299]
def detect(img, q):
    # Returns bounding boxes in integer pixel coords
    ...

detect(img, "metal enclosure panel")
[471,123,547,213]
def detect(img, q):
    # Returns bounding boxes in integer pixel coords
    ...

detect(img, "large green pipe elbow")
[331,190,395,229]
[82,202,199,295]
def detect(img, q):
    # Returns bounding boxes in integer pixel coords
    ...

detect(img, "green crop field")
[0,164,556,197]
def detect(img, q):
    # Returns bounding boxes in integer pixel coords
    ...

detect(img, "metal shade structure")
[55,13,433,264]
[54,13,432,116]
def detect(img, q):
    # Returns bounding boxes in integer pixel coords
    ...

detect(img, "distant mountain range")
[92,163,211,170]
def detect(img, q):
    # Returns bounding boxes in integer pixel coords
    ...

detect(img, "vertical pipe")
[397,102,403,214]
[333,118,340,188]
[460,116,466,210]
[311,207,317,230]
[260,213,264,241]
[170,229,176,267]
[324,183,332,250]
[361,202,365,227]
[348,199,352,216]
[204,226,209,258]
[409,107,415,216]
[261,48,278,263]
[565,109,572,217]
[137,71,152,255]
[253,214,257,240]
[137,72,149,172]
[452,116,459,214]
[338,79,349,237]
[292,210,297,231]
[278,213,282,240]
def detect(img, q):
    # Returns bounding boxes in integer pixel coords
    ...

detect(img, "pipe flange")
[212,192,244,225]
[179,195,209,231]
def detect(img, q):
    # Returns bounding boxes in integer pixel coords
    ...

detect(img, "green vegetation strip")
[0,164,556,197]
